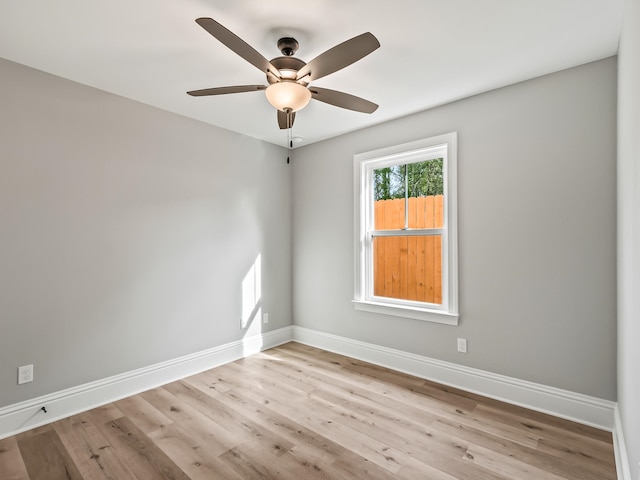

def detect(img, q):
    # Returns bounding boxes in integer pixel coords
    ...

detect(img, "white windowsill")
[352,299,459,325]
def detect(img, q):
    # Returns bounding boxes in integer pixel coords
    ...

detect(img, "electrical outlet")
[18,364,33,384]
[263,313,269,324]
[457,338,468,354]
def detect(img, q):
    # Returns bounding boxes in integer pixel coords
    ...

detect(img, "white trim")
[352,299,459,325]
[613,404,632,480]
[353,132,459,323]
[0,326,292,440]
[291,326,615,431]
[373,228,446,237]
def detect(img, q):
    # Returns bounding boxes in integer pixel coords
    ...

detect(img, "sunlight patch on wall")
[241,254,263,356]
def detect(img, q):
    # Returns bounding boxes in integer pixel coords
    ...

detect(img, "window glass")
[373,235,442,304]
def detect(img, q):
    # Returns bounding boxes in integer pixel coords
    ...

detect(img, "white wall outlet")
[18,364,33,384]
[263,313,269,324]
[457,338,468,354]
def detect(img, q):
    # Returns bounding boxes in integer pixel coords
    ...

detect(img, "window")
[353,132,458,324]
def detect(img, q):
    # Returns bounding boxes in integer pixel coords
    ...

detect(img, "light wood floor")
[0,342,616,479]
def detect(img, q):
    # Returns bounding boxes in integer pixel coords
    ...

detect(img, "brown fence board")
[373,196,443,304]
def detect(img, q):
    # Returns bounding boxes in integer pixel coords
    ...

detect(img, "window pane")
[373,159,444,230]
[373,235,442,304]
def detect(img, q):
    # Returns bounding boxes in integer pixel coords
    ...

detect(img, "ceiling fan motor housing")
[277,37,299,56]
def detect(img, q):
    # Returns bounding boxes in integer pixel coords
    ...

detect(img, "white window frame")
[353,132,459,325]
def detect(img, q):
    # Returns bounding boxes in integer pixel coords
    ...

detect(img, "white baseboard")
[291,326,616,431]
[0,326,292,440]
[1,324,618,445]
[613,405,632,480]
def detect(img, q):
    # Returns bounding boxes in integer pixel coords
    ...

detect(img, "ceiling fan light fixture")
[265,81,311,112]
[279,69,298,80]
[189,19,380,130]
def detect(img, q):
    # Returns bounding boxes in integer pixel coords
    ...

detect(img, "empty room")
[0,1,638,479]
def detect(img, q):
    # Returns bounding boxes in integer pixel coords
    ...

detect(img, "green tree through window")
[373,158,443,200]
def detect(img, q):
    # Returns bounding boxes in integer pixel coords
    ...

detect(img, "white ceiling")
[0,1,624,148]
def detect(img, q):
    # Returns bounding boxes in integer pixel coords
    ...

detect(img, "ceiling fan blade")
[187,85,266,96]
[195,18,281,78]
[277,110,296,129]
[296,32,380,82]
[309,87,378,113]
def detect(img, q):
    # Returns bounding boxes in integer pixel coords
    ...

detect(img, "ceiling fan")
[187,18,380,130]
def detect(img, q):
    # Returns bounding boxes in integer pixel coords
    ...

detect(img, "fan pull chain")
[286,116,293,164]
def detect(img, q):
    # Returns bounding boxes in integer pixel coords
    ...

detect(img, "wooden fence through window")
[373,196,443,304]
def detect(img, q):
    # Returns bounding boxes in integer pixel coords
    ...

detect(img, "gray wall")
[0,58,292,407]
[617,0,640,476]
[293,58,617,400]
[0,47,621,423]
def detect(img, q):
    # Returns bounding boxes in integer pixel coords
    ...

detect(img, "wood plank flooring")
[0,342,617,479]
